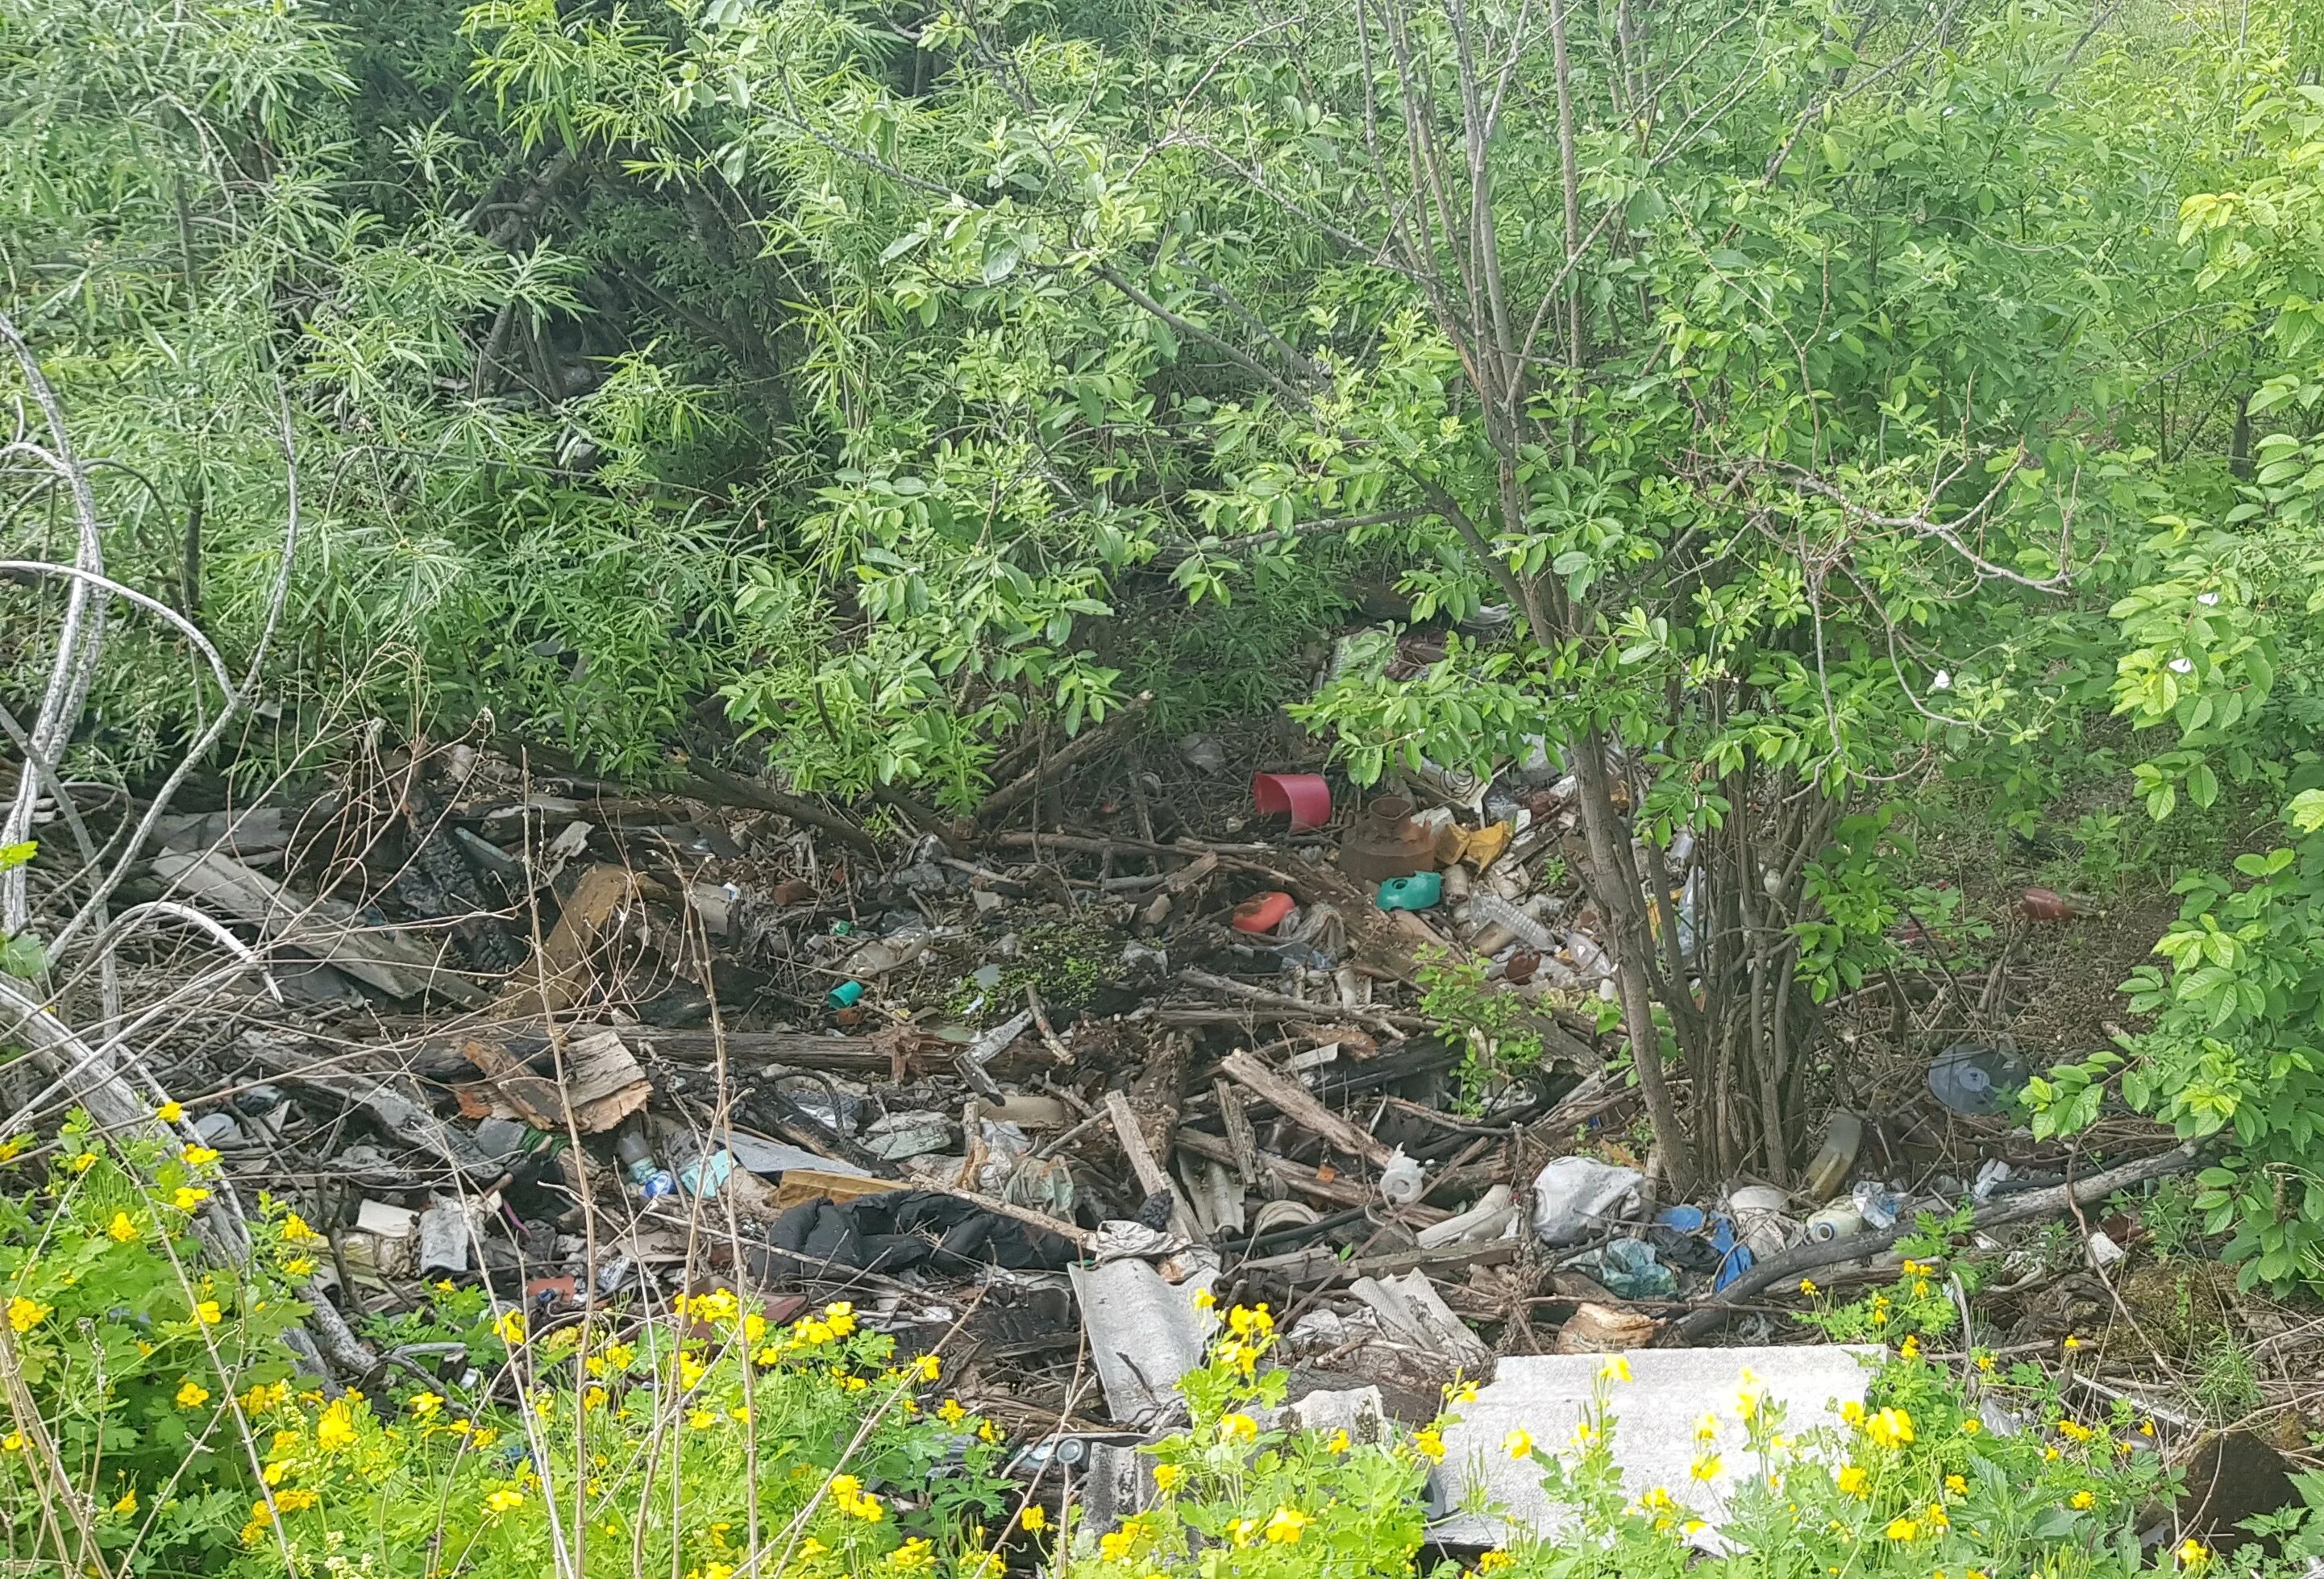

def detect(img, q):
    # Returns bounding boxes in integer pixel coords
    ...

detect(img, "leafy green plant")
[1415,954,1549,1109]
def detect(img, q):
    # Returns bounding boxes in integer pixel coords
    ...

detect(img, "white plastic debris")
[1529,1155,1643,1245]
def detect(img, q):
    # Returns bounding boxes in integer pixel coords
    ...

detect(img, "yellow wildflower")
[1691,1454,1723,1482]
[2178,1540,2209,1568]
[888,1538,934,1573]
[2062,1334,2081,1351]
[1020,1504,1048,1532]
[107,1212,139,1243]
[1694,1411,1718,1442]
[493,1309,526,1345]
[194,1299,222,1325]
[114,1488,137,1515]
[66,1152,98,1174]
[1867,1407,1915,1448]
[183,1145,220,1166]
[688,1408,718,1431]
[1836,1465,1869,1497]
[1945,1474,1966,1494]
[1885,1517,1919,1542]
[407,1392,442,1419]
[1153,1462,1183,1493]
[1192,1286,1216,1310]
[6,1295,50,1334]
[1325,1429,1350,1453]
[1503,1428,1534,1459]
[1411,1427,1445,1462]
[158,1101,183,1123]
[314,1398,357,1452]
[1599,1355,1633,1382]
[173,1186,209,1211]
[1228,1303,1274,1336]
[484,1487,525,1515]
[1099,1519,1145,1560]
[913,1353,940,1381]
[2071,1490,2095,1510]
[1799,1278,1819,1295]
[1264,1506,1310,1545]
[1219,1412,1258,1443]
[1478,1552,1513,1573]
[177,1379,211,1409]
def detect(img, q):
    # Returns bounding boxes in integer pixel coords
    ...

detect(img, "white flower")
[1931,670,1952,692]
[2169,656,2194,674]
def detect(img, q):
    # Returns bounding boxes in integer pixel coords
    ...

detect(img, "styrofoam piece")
[1428,1344,1882,1545]
[1071,1258,1220,1426]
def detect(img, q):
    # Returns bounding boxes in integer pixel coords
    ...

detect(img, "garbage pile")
[77,729,2211,1505]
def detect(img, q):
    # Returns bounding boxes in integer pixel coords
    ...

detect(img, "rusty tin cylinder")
[1340,796,1433,883]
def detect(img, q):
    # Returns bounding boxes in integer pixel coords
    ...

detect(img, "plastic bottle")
[1805,1202,1866,1243]
[1378,1148,1426,1206]
[615,1122,676,1201]
[1469,892,1559,952]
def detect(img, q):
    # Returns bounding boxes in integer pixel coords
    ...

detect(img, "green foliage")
[1415,953,1549,1106]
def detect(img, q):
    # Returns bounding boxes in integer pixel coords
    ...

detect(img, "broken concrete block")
[1428,1344,1882,1545]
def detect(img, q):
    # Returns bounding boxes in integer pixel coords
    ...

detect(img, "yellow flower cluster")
[827,1473,883,1522]
[1865,1407,1915,1448]
[1098,1515,1150,1560]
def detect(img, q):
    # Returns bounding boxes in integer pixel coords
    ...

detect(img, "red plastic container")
[1231,890,1297,933]
[1251,772,1331,831]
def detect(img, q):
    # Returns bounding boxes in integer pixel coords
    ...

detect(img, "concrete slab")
[1428,1344,1882,1545]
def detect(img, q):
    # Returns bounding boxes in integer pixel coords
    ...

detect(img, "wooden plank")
[1220,1048,1395,1167]
[492,863,636,1020]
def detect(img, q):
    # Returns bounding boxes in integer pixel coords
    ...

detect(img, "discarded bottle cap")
[825,980,867,1009]
[1231,891,1297,933]
[1503,949,1541,985]
[1250,772,1331,831]
[1376,871,1443,911]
